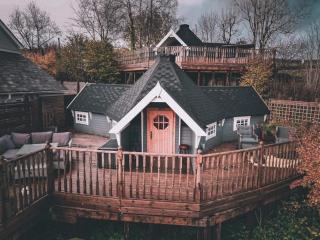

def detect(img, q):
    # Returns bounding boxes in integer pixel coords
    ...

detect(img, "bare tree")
[235,0,308,49]
[197,10,218,43]
[73,0,123,42]
[9,1,60,50]
[122,0,178,48]
[218,8,239,44]
[302,21,320,95]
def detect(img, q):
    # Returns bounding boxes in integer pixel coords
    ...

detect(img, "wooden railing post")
[117,148,124,198]
[0,157,8,225]
[46,143,55,195]
[195,149,203,203]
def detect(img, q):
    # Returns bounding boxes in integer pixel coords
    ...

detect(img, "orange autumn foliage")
[295,123,320,205]
[24,50,57,77]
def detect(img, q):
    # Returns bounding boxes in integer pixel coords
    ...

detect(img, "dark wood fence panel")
[0,99,31,135]
[269,99,320,124]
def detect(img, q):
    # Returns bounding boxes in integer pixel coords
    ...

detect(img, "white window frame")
[75,111,89,125]
[206,122,217,140]
[233,116,251,131]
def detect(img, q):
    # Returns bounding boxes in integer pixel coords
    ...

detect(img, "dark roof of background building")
[164,24,255,49]
[68,83,130,114]
[175,24,203,46]
[0,19,23,52]
[0,52,66,94]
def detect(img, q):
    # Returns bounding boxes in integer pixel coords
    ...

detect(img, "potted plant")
[261,123,276,143]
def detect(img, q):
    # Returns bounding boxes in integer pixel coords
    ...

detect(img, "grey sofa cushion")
[52,132,71,147]
[11,133,31,148]
[31,131,53,144]
[241,137,258,143]
[4,135,15,149]
[0,136,8,155]
[3,149,19,160]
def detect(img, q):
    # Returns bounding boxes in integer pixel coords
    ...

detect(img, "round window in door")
[153,115,169,130]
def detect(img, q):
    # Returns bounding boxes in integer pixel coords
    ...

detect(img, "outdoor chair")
[275,126,295,143]
[237,125,259,149]
[52,132,72,171]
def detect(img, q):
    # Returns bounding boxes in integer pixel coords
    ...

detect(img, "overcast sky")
[0,0,319,39]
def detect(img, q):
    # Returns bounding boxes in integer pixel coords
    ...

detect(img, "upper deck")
[117,46,275,72]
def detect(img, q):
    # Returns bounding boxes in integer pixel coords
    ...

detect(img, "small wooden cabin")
[0,19,68,133]
[69,54,269,154]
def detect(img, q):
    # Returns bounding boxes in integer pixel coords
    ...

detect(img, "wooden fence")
[0,141,299,239]
[117,46,275,68]
[268,99,320,125]
[0,99,31,136]
[51,141,298,203]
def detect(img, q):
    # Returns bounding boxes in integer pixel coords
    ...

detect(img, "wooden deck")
[0,141,299,240]
[117,46,275,72]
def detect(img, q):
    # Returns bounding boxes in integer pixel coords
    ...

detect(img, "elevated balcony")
[117,46,276,73]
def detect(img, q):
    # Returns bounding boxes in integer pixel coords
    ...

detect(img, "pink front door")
[147,108,175,154]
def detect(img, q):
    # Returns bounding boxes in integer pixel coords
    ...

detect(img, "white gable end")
[109,82,206,137]
[154,29,187,50]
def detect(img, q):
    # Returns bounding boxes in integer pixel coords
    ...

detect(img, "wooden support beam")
[197,71,201,86]
[197,226,212,240]
[214,223,221,240]
[124,222,130,240]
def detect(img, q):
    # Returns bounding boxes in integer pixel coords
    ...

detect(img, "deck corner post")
[46,142,54,195]
[195,149,203,202]
[0,156,8,225]
[117,147,124,198]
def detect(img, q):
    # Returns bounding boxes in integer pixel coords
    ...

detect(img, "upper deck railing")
[116,46,276,71]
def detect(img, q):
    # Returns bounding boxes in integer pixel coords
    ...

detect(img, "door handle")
[150,131,152,139]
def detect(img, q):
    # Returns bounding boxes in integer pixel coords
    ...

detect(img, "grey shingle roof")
[107,55,228,127]
[68,83,130,114]
[201,86,270,117]
[0,52,65,94]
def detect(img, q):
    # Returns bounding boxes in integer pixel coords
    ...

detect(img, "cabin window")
[153,115,169,130]
[233,116,251,131]
[75,111,89,125]
[206,122,217,139]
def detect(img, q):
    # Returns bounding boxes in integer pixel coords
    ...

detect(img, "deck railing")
[50,141,299,203]
[0,147,52,226]
[0,141,300,237]
[0,141,299,226]
[117,46,275,69]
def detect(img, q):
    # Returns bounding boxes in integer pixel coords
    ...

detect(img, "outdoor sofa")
[0,132,72,175]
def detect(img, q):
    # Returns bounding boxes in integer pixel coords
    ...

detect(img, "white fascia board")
[109,82,206,136]
[109,82,163,134]
[154,29,187,50]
